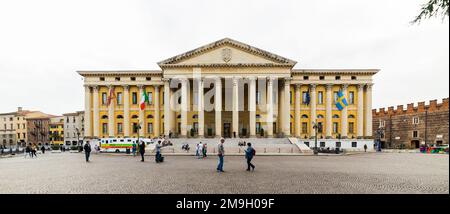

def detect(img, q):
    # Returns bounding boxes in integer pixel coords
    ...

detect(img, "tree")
[412,0,449,24]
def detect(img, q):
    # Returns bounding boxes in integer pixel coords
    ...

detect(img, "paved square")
[0,152,448,194]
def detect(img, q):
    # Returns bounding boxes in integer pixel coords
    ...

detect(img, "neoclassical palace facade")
[78,38,377,147]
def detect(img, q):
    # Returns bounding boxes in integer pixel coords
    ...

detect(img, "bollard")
[278,148,281,153]
[264,148,266,153]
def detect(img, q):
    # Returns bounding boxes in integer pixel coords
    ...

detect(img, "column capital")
[162,78,170,82]
[310,84,317,90]
[92,85,99,92]
[123,85,130,90]
[366,83,374,89]
[357,84,365,90]
[137,84,145,89]
[295,83,301,90]
[341,84,349,90]
[154,85,160,92]
[107,84,115,89]
[247,76,257,81]
[326,84,333,90]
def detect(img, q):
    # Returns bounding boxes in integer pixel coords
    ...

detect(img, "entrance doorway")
[223,123,231,138]
[411,140,420,149]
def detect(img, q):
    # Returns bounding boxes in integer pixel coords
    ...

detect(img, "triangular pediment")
[158,38,297,68]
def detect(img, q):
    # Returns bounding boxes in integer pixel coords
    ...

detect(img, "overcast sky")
[0,0,448,115]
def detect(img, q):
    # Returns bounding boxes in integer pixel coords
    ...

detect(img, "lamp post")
[312,121,318,155]
[135,122,142,145]
[76,128,81,152]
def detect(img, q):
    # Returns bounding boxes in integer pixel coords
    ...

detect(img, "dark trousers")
[85,152,90,162]
[247,157,255,170]
[140,151,145,161]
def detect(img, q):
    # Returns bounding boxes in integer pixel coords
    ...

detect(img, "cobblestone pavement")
[0,152,448,194]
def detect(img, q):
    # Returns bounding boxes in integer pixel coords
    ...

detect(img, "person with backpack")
[244,142,256,171]
[41,145,45,154]
[132,143,137,157]
[24,144,31,158]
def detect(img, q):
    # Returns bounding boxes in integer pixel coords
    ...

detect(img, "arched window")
[131,115,138,119]
[147,115,154,119]
[101,115,108,119]
[256,114,261,119]
[317,114,324,118]
[290,115,294,119]
[333,114,340,118]
[116,115,123,119]
[301,114,308,118]
[177,115,181,119]
[192,115,198,119]
[348,114,355,118]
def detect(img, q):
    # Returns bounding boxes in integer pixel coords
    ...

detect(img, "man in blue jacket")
[245,143,255,171]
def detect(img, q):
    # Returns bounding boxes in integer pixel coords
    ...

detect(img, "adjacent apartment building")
[62,111,85,146]
[0,107,31,147]
[372,98,449,149]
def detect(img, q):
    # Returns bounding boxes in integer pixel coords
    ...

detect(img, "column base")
[325,136,332,139]
[357,136,364,139]
[341,136,348,139]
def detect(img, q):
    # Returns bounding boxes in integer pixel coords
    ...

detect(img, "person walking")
[195,143,200,158]
[84,142,92,162]
[198,142,203,159]
[155,141,163,163]
[41,145,45,154]
[203,143,207,158]
[132,143,137,157]
[139,140,146,162]
[31,144,37,158]
[24,144,31,158]
[217,138,225,173]
[364,144,367,152]
[245,143,256,171]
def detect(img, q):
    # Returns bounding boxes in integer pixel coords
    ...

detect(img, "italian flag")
[140,89,149,110]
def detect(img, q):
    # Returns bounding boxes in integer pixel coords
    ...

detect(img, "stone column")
[249,77,256,138]
[341,84,348,138]
[197,79,204,137]
[326,84,333,138]
[138,85,145,137]
[294,84,301,137]
[357,84,364,138]
[123,85,130,137]
[310,84,317,137]
[154,85,160,137]
[181,78,188,137]
[84,85,92,138]
[163,79,172,136]
[215,77,222,137]
[267,77,274,137]
[232,77,239,138]
[108,85,115,137]
[364,84,373,137]
[93,86,99,138]
[283,78,291,136]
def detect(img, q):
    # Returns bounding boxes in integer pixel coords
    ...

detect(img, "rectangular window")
[132,92,138,104]
[333,92,338,103]
[349,122,354,134]
[349,92,354,104]
[413,131,418,138]
[304,142,309,147]
[351,76,357,80]
[147,123,153,134]
[303,76,309,80]
[132,123,138,133]
[148,92,153,105]
[117,92,122,105]
[352,142,357,147]
[117,123,123,134]
[320,142,325,147]
[336,142,341,148]
[256,91,261,104]
[301,122,308,134]
[23,133,25,139]
[318,122,323,133]
[333,122,339,133]
[17,124,20,129]
[413,117,419,125]
[335,76,341,80]
[102,123,108,134]
[302,92,307,104]
[17,133,20,139]
[379,120,385,128]
[256,122,261,134]
[318,91,323,104]
[102,93,107,105]
[319,76,325,80]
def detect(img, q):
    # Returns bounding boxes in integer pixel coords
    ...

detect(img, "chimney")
[396,105,404,113]
[18,107,23,112]
[418,102,425,112]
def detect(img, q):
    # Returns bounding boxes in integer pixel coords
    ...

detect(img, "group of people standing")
[216,138,256,173]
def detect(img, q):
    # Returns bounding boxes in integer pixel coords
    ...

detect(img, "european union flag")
[335,90,348,111]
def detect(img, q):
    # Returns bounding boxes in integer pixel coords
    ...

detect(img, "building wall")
[63,111,85,146]
[27,118,50,146]
[373,98,449,148]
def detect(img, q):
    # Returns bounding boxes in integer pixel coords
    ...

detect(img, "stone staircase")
[155,138,302,155]
[288,138,313,154]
